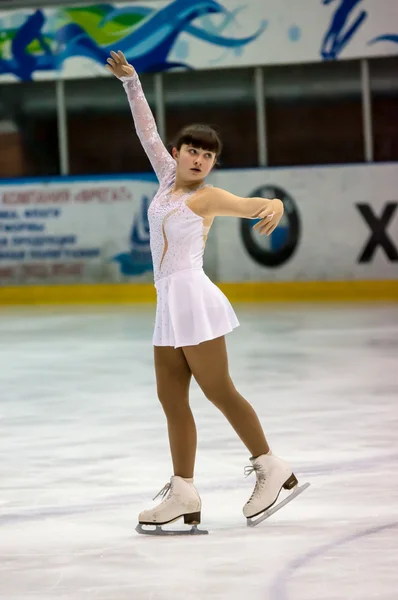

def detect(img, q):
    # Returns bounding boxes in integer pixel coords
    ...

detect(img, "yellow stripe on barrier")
[0,283,156,305]
[0,280,397,305]
[218,280,398,302]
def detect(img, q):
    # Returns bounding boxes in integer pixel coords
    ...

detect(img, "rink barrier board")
[1,164,398,286]
[0,280,397,305]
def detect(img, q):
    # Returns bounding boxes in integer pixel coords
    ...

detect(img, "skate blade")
[136,523,209,536]
[246,482,310,527]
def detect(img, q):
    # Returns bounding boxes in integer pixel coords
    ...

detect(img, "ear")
[172,147,179,160]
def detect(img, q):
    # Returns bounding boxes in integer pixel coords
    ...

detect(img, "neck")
[173,174,205,193]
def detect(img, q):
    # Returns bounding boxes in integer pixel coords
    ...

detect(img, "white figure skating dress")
[122,72,239,347]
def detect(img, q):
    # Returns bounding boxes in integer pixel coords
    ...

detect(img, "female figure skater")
[106,51,302,533]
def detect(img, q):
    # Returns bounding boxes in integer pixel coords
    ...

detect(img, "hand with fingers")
[253,199,284,236]
[106,50,135,79]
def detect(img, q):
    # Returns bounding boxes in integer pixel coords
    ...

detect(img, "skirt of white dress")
[153,268,239,348]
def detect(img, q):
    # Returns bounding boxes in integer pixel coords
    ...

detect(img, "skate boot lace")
[153,482,172,503]
[244,464,267,503]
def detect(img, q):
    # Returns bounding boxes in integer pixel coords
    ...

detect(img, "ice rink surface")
[1,302,397,600]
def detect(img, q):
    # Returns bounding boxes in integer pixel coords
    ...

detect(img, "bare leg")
[154,346,196,478]
[182,337,269,457]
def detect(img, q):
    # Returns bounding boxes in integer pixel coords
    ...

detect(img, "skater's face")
[173,144,216,182]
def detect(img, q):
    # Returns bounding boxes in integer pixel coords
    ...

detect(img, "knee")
[157,386,190,417]
[200,376,235,407]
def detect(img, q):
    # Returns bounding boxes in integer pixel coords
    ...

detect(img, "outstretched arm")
[106,50,175,183]
[188,187,284,236]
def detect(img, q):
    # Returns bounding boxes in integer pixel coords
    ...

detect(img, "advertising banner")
[0,176,158,285]
[0,1,397,82]
[213,163,398,281]
[1,164,398,286]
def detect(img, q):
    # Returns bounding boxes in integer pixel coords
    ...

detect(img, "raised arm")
[188,187,284,236]
[106,51,175,183]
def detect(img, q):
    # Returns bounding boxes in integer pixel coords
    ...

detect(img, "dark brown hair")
[170,124,222,160]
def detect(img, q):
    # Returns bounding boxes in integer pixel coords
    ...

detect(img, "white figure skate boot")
[136,475,208,536]
[243,452,310,527]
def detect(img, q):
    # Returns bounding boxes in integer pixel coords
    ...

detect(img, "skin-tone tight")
[154,336,269,478]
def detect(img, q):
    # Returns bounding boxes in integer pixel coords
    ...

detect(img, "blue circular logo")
[240,185,301,268]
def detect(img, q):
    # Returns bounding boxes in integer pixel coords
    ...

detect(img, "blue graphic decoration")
[112,195,153,277]
[0,0,267,81]
[288,25,302,43]
[321,0,368,60]
[369,34,398,47]
[252,218,289,252]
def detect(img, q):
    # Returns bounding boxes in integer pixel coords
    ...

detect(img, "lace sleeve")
[121,72,175,183]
